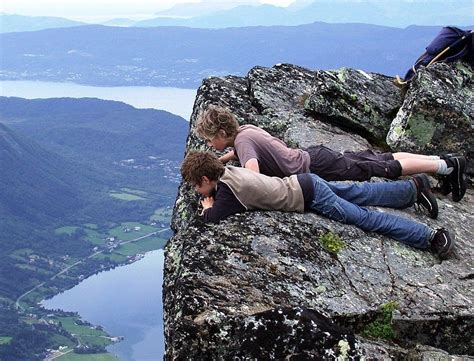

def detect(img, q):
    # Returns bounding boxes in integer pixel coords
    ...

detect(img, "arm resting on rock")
[244,158,260,173]
[219,150,237,164]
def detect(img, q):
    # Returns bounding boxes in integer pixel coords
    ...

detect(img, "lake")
[43,250,165,360]
[0,80,197,120]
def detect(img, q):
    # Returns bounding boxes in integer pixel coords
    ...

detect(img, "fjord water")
[43,251,165,360]
[0,80,197,120]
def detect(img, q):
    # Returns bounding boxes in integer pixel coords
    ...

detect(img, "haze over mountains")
[135,1,473,28]
[1,0,471,33]
[1,23,461,88]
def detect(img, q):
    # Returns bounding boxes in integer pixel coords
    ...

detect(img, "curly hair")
[196,106,239,140]
[181,151,225,185]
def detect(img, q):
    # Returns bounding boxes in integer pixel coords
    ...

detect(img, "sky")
[1,0,296,22]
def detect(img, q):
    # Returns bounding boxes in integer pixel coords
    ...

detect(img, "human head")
[196,106,239,150]
[181,151,225,196]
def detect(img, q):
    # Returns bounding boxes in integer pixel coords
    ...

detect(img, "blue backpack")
[395,26,473,87]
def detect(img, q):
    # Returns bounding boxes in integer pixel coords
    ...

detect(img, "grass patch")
[362,301,398,340]
[108,222,158,241]
[150,206,173,223]
[319,232,346,254]
[120,188,148,196]
[93,252,128,263]
[85,229,106,245]
[15,263,54,275]
[109,191,145,201]
[57,353,118,361]
[10,248,34,261]
[84,223,98,229]
[115,237,167,256]
[79,335,114,347]
[49,334,75,348]
[53,317,109,338]
[0,337,12,345]
[55,226,79,235]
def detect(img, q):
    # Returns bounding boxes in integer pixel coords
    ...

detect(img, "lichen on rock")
[387,62,473,154]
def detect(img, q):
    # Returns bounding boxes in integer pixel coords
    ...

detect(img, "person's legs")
[325,179,416,209]
[393,152,440,160]
[307,146,402,181]
[309,174,432,248]
[398,158,439,175]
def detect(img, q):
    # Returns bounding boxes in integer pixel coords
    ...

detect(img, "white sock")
[428,155,441,160]
[437,160,453,175]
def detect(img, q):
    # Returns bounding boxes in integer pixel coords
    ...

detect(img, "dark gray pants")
[305,145,402,181]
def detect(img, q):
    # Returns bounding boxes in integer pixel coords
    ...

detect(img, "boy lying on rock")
[181,151,455,260]
[196,107,467,204]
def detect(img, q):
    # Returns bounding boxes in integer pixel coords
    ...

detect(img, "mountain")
[0,122,86,226]
[0,23,462,88]
[2,1,471,33]
[101,18,138,26]
[152,0,256,18]
[0,97,188,164]
[134,4,290,28]
[0,120,115,268]
[0,13,85,33]
[134,1,473,28]
[0,97,189,240]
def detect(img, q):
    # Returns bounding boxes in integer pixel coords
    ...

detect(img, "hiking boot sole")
[451,157,467,202]
[415,174,438,219]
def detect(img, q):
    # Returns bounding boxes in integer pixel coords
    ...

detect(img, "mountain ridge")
[2,23,466,88]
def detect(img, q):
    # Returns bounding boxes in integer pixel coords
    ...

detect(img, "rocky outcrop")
[164,63,473,359]
[304,67,403,144]
[387,62,473,155]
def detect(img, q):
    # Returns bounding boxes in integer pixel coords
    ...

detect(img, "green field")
[51,316,114,349]
[115,237,167,256]
[16,263,54,276]
[57,353,118,361]
[55,226,79,235]
[9,248,34,261]
[53,317,107,337]
[0,337,12,345]
[109,191,145,201]
[79,335,113,347]
[150,206,172,223]
[84,223,98,229]
[49,334,75,348]
[85,228,106,245]
[93,252,128,263]
[120,188,148,196]
[108,222,158,241]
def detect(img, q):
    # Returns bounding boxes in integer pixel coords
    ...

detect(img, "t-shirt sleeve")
[202,183,246,223]
[234,139,259,167]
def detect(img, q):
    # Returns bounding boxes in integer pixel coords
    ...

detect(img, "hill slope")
[0,13,85,33]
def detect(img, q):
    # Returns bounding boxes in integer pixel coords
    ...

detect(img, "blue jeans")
[309,174,432,248]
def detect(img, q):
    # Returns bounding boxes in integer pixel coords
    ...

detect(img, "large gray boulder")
[387,62,474,154]
[304,67,404,144]
[164,63,473,360]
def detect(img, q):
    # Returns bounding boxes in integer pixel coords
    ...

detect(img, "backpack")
[395,26,473,87]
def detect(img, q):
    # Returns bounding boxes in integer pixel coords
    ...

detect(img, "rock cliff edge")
[164,62,473,359]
